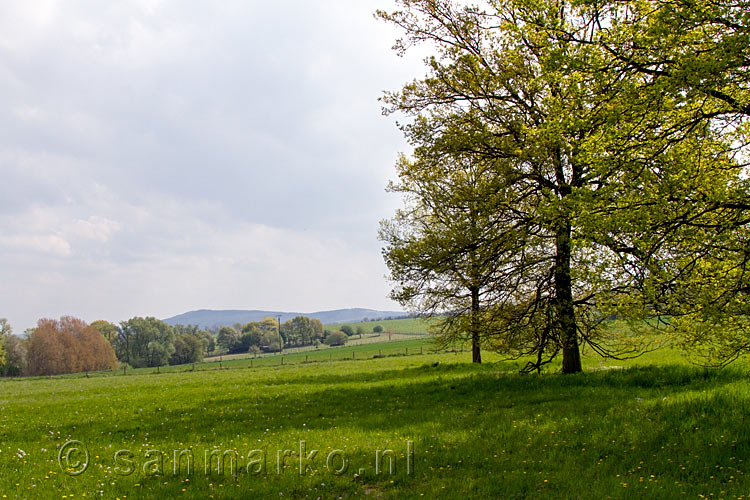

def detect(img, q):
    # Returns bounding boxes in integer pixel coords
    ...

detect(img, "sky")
[0,0,427,332]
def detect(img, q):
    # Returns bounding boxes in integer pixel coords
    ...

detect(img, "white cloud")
[67,216,121,243]
[4,233,71,257]
[0,0,422,331]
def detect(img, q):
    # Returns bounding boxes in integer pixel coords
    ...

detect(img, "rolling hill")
[163,308,406,329]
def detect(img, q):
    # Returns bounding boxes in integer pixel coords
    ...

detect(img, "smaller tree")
[0,318,10,373]
[170,333,204,365]
[26,317,116,375]
[217,326,241,353]
[340,325,354,337]
[90,320,119,344]
[324,331,348,346]
[146,341,173,367]
[78,323,118,374]
[202,331,216,355]
[264,338,282,353]
[0,318,10,337]
[1,334,26,377]
[310,318,324,343]
[118,317,175,368]
[238,323,262,352]
[373,325,384,333]
[282,316,321,347]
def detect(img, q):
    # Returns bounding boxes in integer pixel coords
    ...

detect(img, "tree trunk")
[555,221,582,373]
[470,287,482,364]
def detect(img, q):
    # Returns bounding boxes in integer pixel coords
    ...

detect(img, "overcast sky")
[0,0,426,332]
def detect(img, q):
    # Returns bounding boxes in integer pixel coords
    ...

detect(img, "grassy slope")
[1,341,749,499]
[325,317,434,335]
[195,335,434,369]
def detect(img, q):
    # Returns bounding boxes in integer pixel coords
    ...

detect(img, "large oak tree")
[379,0,749,372]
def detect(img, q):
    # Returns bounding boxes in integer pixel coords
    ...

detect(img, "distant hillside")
[325,317,434,334]
[163,308,407,329]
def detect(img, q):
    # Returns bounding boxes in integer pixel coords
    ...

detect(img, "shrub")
[324,331,348,346]
[340,325,354,336]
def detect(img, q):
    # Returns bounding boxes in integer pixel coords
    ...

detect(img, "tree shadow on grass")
[51,363,744,444]
[42,362,750,498]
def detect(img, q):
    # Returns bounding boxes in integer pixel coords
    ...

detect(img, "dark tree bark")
[556,221,582,373]
[470,286,482,364]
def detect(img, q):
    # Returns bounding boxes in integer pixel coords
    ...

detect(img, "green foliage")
[173,325,216,356]
[118,317,175,368]
[264,338,282,353]
[90,320,119,344]
[380,141,512,364]
[259,316,279,333]
[3,345,750,498]
[378,0,750,371]
[280,316,323,347]
[0,318,9,336]
[0,318,9,374]
[216,326,240,353]
[170,333,204,365]
[0,319,8,371]
[324,330,348,346]
[0,319,26,377]
[340,325,354,336]
[327,318,432,335]
[372,325,383,333]
[1,334,26,377]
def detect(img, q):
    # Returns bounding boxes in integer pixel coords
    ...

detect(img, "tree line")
[378,0,750,372]
[0,315,388,377]
[215,316,383,353]
[0,316,215,377]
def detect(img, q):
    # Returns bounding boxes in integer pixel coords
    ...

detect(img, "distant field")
[326,317,436,334]
[200,335,437,369]
[3,329,750,499]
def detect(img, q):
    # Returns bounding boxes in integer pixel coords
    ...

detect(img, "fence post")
[406,347,408,355]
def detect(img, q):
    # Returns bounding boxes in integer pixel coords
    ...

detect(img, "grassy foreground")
[1,345,750,499]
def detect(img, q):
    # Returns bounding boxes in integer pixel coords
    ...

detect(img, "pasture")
[326,317,435,335]
[1,338,750,499]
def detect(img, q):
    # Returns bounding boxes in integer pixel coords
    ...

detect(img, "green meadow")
[326,318,435,335]
[2,335,750,499]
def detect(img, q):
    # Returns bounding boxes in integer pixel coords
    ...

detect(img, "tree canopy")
[379,0,750,372]
[26,317,117,376]
[117,317,176,368]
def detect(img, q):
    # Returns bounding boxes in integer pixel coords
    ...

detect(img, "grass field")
[325,317,435,335]
[2,335,750,499]
[207,331,429,365]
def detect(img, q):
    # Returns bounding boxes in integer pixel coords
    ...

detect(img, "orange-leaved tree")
[27,316,117,376]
